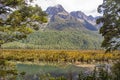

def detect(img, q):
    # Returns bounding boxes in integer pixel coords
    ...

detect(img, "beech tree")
[97,0,120,79]
[0,59,18,80]
[97,0,120,51]
[0,0,47,79]
[0,0,47,47]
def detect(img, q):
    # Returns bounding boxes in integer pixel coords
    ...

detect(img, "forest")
[2,30,102,50]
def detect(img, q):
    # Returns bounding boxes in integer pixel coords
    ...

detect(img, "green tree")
[112,61,120,80]
[0,0,47,47]
[0,59,18,80]
[97,1,120,80]
[97,0,120,52]
[0,0,47,79]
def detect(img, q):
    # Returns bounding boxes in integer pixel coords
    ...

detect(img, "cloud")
[89,10,97,13]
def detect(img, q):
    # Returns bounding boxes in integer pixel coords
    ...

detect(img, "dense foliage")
[97,1,120,80]
[0,59,18,80]
[0,0,47,47]
[97,0,120,51]
[0,0,47,79]
[2,30,102,49]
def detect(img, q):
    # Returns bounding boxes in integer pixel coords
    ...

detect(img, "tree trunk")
[0,44,1,48]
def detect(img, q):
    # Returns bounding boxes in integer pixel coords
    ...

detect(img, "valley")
[0,1,120,80]
[1,5,103,50]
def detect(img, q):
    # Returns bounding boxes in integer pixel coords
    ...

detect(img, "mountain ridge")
[45,4,100,31]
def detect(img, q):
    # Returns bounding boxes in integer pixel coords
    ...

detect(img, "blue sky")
[33,0,103,17]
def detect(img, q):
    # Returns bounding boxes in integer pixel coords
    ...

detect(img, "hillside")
[2,30,102,49]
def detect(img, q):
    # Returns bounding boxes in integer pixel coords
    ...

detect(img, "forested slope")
[2,30,102,49]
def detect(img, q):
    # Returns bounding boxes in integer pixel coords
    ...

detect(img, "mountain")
[70,11,97,22]
[70,11,88,20]
[45,4,86,31]
[46,4,68,20]
[70,11,97,31]
[46,4,98,31]
[1,4,103,50]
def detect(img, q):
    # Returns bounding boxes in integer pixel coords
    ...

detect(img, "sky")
[33,0,103,17]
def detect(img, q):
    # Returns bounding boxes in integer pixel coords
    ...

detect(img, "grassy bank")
[0,49,119,64]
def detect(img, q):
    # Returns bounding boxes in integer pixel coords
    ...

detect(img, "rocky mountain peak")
[70,11,87,20]
[70,11,97,27]
[55,4,63,9]
[87,15,95,21]
[46,4,67,16]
